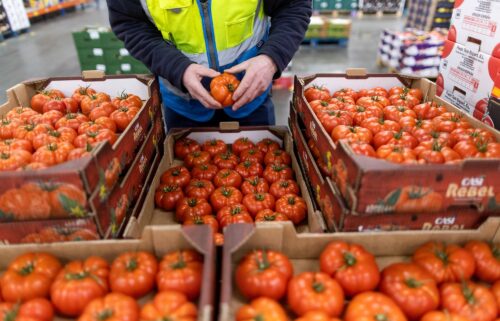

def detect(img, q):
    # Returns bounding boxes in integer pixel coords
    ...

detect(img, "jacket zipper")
[201,1,218,70]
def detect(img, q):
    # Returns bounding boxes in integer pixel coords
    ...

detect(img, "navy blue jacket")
[106,0,312,91]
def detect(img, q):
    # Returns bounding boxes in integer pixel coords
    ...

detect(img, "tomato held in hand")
[50,256,109,317]
[236,249,293,300]
[140,291,197,321]
[241,176,269,195]
[210,186,243,212]
[440,281,497,321]
[160,166,191,188]
[174,138,201,160]
[319,241,380,297]
[275,194,307,224]
[216,204,253,228]
[344,292,407,321]
[412,241,475,283]
[287,272,344,317]
[464,241,500,283]
[242,192,276,217]
[0,298,54,321]
[236,297,288,321]
[184,179,214,200]
[201,139,227,156]
[157,250,203,300]
[213,169,242,188]
[210,73,240,106]
[109,251,158,298]
[175,197,212,222]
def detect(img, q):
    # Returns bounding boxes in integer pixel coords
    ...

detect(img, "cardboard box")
[437,40,500,114]
[0,225,216,321]
[123,123,326,239]
[219,220,500,320]
[293,69,500,216]
[448,0,500,59]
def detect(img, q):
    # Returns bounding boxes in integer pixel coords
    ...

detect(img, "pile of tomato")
[154,137,307,243]
[234,240,500,321]
[0,250,203,321]
[0,87,143,171]
[304,85,500,164]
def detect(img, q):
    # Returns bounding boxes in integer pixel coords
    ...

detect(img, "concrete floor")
[0,6,404,125]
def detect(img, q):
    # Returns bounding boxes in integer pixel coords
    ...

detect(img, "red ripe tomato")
[240,148,264,164]
[320,241,380,297]
[420,311,471,321]
[360,116,401,135]
[155,184,184,211]
[359,87,389,98]
[232,137,255,156]
[379,263,439,320]
[317,110,353,133]
[351,105,384,126]
[275,194,306,224]
[112,92,143,109]
[32,128,77,150]
[241,176,269,195]
[109,251,158,298]
[213,152,239,169]
[263,164,293,183]
[31,92,52,113]
[174,138,201,160]
[242,192,276,217]
[42,99,67,114]
[160,166,191,188]
[440,281,497,321]
[191,163,218,181]
[213,169,242,188]
[140,290,198,321]
[255,209,289,222]
[175,197,212,222]
[216,204,253,229]
[389,94,420,108]
[0,138,33,153]
[373,130,418,149]
[67,143,94,161]
[32,142,74,166]
[450,128,495,146]
[377,145,417,164]
[89,102,117,121]
[454,141,500,159]
[184,215,219,236]
[415,140,462,164]
[333,88,359,101]
[0,118,22,140]
[80,93,111,116]
[383,105,417,121]
[264,149,291,166]
[184,179,214,200]
[344,292,407,321]
[357,96,389,109]
[0,150,32,170]
[6,107,39,124]
[349,141,376,157]
[235,160,263,178]
[304,85,331,102]
[236,249,293,300]
[414,130,453,147]
[269,179,300,198]
[311,100,337,114]
[0,298,54,321]
[412,242,476,284]
[210,186,243,212]
[184,151,211,169]
[331,125,373,144]
[34,110,64,127]
[432,112,471,133]
[413,102,446,120]
[63,97,80,113]
[72,86,96,103]
[73,129,117,148]
[492,281,500,311]
[331,95,356,106]
[79,293,140,321]
[14,123,54,142]
[201,139,227,156]
[110,106,139,132]
[464,241,500,283]
[157,250,203,300]
[256,138,280,155]
[55,113,89,131]
[236,298,287,321]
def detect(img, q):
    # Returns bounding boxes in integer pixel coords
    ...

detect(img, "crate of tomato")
[292,69,500,228]
[219,220,500,321]
[123,122,326,243]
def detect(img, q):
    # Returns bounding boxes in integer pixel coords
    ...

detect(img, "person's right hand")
[182,64,222,109]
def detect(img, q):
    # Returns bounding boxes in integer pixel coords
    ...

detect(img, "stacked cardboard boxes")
[406,0,454,31]
[305,16,351,40]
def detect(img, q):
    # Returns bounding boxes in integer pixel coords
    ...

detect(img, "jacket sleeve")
[260,0,312,77]
[106,0,193,90]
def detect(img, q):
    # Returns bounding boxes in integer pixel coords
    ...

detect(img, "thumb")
[197,66,221,78]
[225,61,249,74]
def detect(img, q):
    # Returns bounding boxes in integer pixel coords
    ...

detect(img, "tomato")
[263,164,293,183]
[216,204,253,229]
[31,92,52,113]
[0,118,21,139]
[242,192,275,217]
[414,102,446,120]
[32,142,74,166]
[201,139,227,156]
[1,253,61,302]
[383,105,417,122]
[357,96,389,109]
[210,73,240,106]
[109,251,158,298]
[0,184,51,220]
[331,125,373,144]
[389,94,420,108]
[72,86,96,103]
[236,297,287,321]
[232,137,256,156]
[213,151,239,169]
[214,233,224,246]
[182,151,210,169]
[174,138,201,160]
[0,138,33,153]
[318,110,353,133]
[441,282,497,321]
[420,311,471,321]
[55,113,89,131]
[175,197,212,222]
[412,242,475,283]
[310,100,336,114]
[450,128,495,146]
[14,123,53,142]
[320,241,380,297]
[235,160,264,178]
[377,144,417,164]
[210,186,243,212]
[110,106,139,132]
[275,194,307,224]
[191,163,218,181]
[288,272,344,317]
[432,113,471,133]
[184,179,214,200]
[112,92,143,109]
[344,292,407,321]
[379,262,439,320]
[240,148,264,164]
[392,186,444,213]
[263,150,291,166]
[492,281,500,311]
[47,183,87,218]
[398,115,419,133]
[89,102,117,121]
[256,138,281,155]
[331,95,355,106]
[50,256,109,317]
[269,179,300,198]
[241,176,269,195]
[80,93,111,116]
[213,169,242,188]
[184,215,219,235]
[0,298,54,321]
[359,87,389,98]
[333,87,359,100]
[78,293,140,321]
[0,150,32,171]
[93,116,117,133]
[349,141,376,157]
[67,143,94,160]
[34,110,64,127]
[389,86,406,97]
[160,166,191,188]
[464,241,500,283]
[140,291,197,321]
[454,141,500,159]
[349,105,384,126]
[360,116,401,135]
[304,85,331,102]
[41,99,66,114]
[373,130,418,149]
[414,130,453,147]
[236,249,293,300]
[415,140,462,164]
[255,209,289,222]
[157,250,203,300]
[74,129,117,148]
[32,127,77,150]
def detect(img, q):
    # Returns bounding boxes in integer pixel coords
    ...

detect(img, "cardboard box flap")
[219,122,240,131]
[346,68,367,77]
[82,70,106,79]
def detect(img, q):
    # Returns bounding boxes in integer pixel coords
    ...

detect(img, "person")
[106,0,312,128]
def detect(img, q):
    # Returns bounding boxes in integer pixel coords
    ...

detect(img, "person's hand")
[224,55,277,111]
[182,64,222,109]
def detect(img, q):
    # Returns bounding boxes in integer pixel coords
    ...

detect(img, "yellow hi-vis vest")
[141,0,270,121]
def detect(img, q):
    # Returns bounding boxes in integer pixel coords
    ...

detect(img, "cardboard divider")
[219,220,500,321]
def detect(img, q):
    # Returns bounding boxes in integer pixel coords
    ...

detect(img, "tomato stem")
[375,313,388,321]
[126,258,138,271]
[255,250,270,271]
[312,281,325,293]
[18,262,34,276]
[97,309,113,321]
[343,252,357,267]
[171,251,187,269]
[461,282,476,305]
[405,278,423,288]
[434,249,449,265]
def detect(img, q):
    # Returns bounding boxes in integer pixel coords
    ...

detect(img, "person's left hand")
[224,55,277,111]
